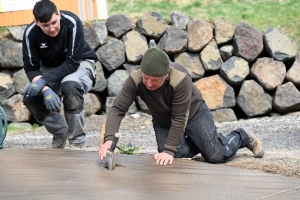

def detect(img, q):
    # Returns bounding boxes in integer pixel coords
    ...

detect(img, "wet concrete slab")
[0,149,299,200]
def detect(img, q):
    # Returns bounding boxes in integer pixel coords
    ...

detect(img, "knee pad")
[23,96,50,121]
[61,81,84,113]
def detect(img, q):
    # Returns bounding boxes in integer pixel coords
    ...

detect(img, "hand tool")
[105,133,120,170]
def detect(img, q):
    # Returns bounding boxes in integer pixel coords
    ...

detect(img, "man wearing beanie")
[99,48,264,165]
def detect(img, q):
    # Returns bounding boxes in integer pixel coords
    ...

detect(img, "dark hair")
[33,0,58,22]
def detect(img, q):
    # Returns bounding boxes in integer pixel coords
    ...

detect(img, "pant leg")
[153,121,196,158]
[185,102,249,163]
[60,60,96,144]
[23,95,68,139]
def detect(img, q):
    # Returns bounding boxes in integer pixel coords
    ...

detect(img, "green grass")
[6,123,39,133]
[0,26,7,33]
[107,0,300,44]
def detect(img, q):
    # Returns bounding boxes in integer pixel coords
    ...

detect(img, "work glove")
[43,88,61,112]
[24,78,47,96]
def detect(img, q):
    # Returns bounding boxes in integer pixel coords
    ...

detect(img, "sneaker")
[242,127,265,158]
[46,134,68,149]
[69,142,85,150]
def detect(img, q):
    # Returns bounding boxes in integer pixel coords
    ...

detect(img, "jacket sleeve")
[43,18,85,87]
[23,25,43,82]
[104,76,138,142]
[164,76,192,156]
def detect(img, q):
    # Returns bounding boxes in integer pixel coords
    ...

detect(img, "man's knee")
[23,96,50,121]
[61,81,84,113]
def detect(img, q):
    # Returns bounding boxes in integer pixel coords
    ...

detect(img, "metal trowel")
[104,133,120,170]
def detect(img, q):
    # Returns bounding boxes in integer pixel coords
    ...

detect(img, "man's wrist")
[42,86,49,92]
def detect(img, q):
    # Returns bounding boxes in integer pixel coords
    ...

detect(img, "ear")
[34,19,39,26]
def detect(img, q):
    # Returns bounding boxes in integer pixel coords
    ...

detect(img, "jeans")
[153,102,250,163]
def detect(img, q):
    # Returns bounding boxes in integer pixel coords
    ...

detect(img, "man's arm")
[165,75,192,156]
[98,76,138,159]
[23,24,43,82]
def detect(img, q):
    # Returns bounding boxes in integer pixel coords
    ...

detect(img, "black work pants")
[153,102,249,163]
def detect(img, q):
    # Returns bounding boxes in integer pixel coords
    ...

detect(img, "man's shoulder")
[60,10,81,23]
[169,62,190,88]
[129,69,143,86]
[24,22,40,40]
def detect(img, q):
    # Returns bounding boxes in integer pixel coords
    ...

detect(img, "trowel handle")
[110,133,120,153]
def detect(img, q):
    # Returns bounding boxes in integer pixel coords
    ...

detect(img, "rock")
[187,19,213,52]
[251,57,286,91]
[0,38,23,68]
[213,17,236,45]
[174,52,205,80]
[123,64,140,73]
[7,26,27,41]
[12,69,28,95]
[157,26,188,54]
[211,108,237,123]
[194,75,235,110]
[273,82,300,114]
[263,26,299,62]
[84,26,100,50]
[286,54,300,86]
[107,70,129,97]
[136,11,167,40]
[106,14,133,38]
[83,93,101,116]
[97,38,126,71]
[0,71,15,103]
[90,62,107,93]
[1,94,31,122]
[105,96,137,114]
[220,56,249,86]
[219,45,233,61]
[123,31,148,63]
[91,21,108,46]
[169,11,189,30]
[232,21,263,62]
[237,80,272,117]
[200,40,223,71]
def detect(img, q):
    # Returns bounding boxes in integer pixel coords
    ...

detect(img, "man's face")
[36,12,61,37]
[142,73,168,91]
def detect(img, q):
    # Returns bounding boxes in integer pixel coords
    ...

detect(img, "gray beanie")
[140,48,170,77]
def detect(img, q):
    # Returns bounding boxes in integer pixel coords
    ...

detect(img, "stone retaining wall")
[0,11,299,123]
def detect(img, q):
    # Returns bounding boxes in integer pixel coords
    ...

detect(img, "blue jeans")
[153,102,249,163]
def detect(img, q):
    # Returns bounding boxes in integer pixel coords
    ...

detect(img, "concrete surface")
[0,148,299,200]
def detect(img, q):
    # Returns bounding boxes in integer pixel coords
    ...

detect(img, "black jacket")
[22,10,98,87]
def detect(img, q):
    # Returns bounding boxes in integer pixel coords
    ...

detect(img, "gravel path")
[3,113,300,178]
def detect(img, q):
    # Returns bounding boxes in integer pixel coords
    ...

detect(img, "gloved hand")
[24,78,47,96]
[43,88,61,112]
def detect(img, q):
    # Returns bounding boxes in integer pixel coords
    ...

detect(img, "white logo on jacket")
[40,43,48,48]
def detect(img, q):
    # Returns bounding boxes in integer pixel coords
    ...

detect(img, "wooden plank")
[22,10,34,25]
[1,12,13,27]
[0,13,4,27]
[0,0,99,27]
[12,11,23,26]
[92,0,98,19]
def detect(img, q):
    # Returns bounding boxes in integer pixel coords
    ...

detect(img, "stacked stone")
[0,11,299,123]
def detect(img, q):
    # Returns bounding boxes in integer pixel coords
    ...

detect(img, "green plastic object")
[0,106,8,149]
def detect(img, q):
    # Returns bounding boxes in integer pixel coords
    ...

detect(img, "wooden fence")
[0,0,98,27]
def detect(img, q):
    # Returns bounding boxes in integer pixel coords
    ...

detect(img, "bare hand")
[99,140,113,160]
[153,152,174,165]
